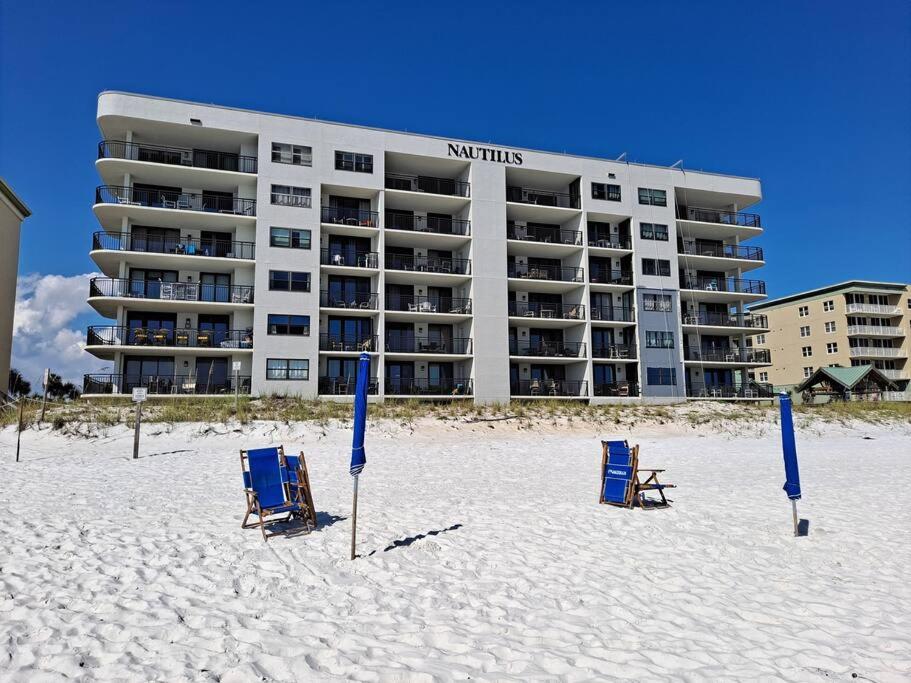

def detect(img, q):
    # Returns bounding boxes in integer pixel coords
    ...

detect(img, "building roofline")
[750,280,910,310]
[98,90,762,183]
[0,178,31,218]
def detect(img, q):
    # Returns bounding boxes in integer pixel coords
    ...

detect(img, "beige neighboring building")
[0,179,31,396]
[749,280,911,395]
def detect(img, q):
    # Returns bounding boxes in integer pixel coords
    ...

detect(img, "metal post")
[15,400,24,463]
[40,369,49,422]
[791,499,799,537]
[133,402,142,460]
[350,475,359,560]
[234,368,239,413]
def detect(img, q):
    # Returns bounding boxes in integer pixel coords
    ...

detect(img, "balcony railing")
[385,212,471,236]
[318,334,378,352]
[508,301,585,320]
[593,382,640,397]
[320,249,379,268]
[849,347,907,359]
[95,185,256,216]
[683,207,761,228]
[385,378,473,396]
[319,290,378,309]
[509,340,586,357]
[591,344,637,360]
[683,347,772,364]
[590,306,636,323]
[83,373,251,396]
[507,263,584,282]
[511,379,588,397]
[319,376,380,395]
[98,140,257,173]
[86,326,253,349]
[89,277,254,304]
[507,224,582,246]
[385,337,472,354]
[506,186,580,209]
[385,253,471,275]
[679,242,764,261]
[846,325,905,337]
[588,235,632,250]
[687,382,775,399]
[681,312,768,328]
[680,276,766,295]
[878,369,908,381]
[92,231,255,260]
[590,268,633,286]
[385,295,472,314]
[845,303,902,316]
[320,206,379,227]
[385,173,470,197]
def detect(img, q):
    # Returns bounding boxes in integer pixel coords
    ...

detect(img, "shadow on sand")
[368,523,464,556]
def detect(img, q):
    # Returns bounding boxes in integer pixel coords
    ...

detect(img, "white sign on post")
[232,361,242,372]
[132,388,148,403]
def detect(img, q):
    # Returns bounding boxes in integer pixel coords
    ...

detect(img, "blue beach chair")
[240,445,316,540]
[600,440,675,508]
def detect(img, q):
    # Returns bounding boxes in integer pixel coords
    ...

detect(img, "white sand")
[1,416,909,682]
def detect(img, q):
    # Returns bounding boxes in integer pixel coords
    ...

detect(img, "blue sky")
[1,0,909,384]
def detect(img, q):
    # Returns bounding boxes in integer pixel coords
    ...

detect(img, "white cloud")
[11,272,108,389]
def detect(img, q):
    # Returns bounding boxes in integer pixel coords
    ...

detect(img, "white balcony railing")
[846,325,905,337]
[878,369,908,381]
[845,303,902,316]
[882,391,911,402]
[849,347,907,359]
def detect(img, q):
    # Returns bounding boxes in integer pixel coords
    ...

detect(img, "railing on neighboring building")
[849,347,907,359]
[83,373,251,395]
[682,207,761,228]
[92,231,255,260]
[319,290,378,310]
[319,376,380,395]
[506,186,581,209]
[384,173,470,197]
[506,224,582,245]
[384,337,472,354]
[320,249,379,268]
[588,235,632,250]
[589,268,633,286]
[86,326,252,349]
[679,276,766,295]
[683,347,772,363]
[385,253,471,275]
[384,212,471,235]
[507,301,585,320]
[686,382,775,399]
[320,206,379,227]
[511,379,588,397]
[591,344,637,360]
[680,311,768,328]
[593,382,640,397]
[509,340,586,357]
[95,185,256,216]
[384,295,472,314]
[678,242,764,261]
[846,325,905,337]
[845,303,902,316]
[385,378,473,396]
[97,140,257,173]
[507,263,584,282]
[89,277,254,304]
[590,306,636,323]
[318,334,378,352]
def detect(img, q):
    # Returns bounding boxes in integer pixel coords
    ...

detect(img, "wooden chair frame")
[240,445,317,540]
[600,441,676,509]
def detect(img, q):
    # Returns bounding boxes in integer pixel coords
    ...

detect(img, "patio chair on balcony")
[600,441,675,509]
[152,329,169,345]
[240,446,316,541]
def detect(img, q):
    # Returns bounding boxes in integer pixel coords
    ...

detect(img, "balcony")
[510,340,586,358]
[507,224,582,246]
[849,347,907,359]
[683,347,772,364]
[589,268,633,286]
[385,253,471,275]
[86,326,253,350]
[95,185,256,216]
[89,277,254,304]
[845,303,902,316]
[507,263,583,282]
[385,173,470,197]
[590,306,636,323]
[593,382,639,397]
[385,295,472,315]
[92,231,255,260]
[687,382,775,399]
[83,373,251,396]
[318,334,378,352]
[846,325,905,337]
[591,344,637,360]
[385,337,472,354]
[511,379,588,397]
[679,242,764,261]
[508,301,584,320]
[385,212,471,236]
[319,376,380,396]
[506,186,580,209]
[320,249,379,269]
[878,369,908,381]
[98,140,257,173]
[680,276,766,296]
[681,312,768,329]
[588,235,632,250]
[320,206,379,228]
[682,207,761,228]
[319,290,378,310]
[385,378,473,396]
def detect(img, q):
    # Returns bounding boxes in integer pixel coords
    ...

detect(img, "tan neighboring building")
[0,179,31,396]
[749,281,911,396]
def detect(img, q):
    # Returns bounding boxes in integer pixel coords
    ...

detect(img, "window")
[269,270,311,292]
[798,305,809,317]
[646,367,676,385]
[271,142,312,166]
[826,342,838,354]
[270,227,311,250]
[825,321,836,333]
[638,187,667,206]
[645,331,675,348]
[823,300,834,312]
[800,325,810,337]
[266,358,309,380]
[592,182,621,201]
[643,294,672,312]
[271,185,311,208]
[803,366,813,378]
[754,334,766,345]
[640,223,669,241]
[759,371,769,382]
[335,151,373,173]
[642,258,671,277]
[802,346,812,357]
[267,314,311,336]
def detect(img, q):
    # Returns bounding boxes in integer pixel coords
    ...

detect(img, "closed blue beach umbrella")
[349,352,370,559]
[778,392,802,536]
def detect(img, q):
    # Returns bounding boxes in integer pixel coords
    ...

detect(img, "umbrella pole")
[791,499,799,537]
[350,474,359,560]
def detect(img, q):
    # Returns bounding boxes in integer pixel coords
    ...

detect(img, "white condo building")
[85,91,772,403]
